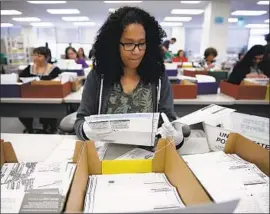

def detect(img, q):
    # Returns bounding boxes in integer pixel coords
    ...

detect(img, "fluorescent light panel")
[228,18,238,23]
[104,1,142,3]
[1,10,22,15]
[231,10,267,16]
[180,1,201,4]
[171,9,204,15]
[30,22,53,27]
[257,1,269,5]
[1,23,14,27]
[27,1,66,4]
[12,17,41,22]
[245,24,269,28]
[62,16,89,21]
[265,19,269,23]
[47,9,80,14]
[73,22,96,26]
[160,22,183,26]
[164,16,192,22]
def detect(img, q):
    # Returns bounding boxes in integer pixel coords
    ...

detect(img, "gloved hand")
[157,113,184,149]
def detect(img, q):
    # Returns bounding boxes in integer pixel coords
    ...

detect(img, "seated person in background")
[228,45,269,85]
[173,50,188,63]
[65,47,89,68]
[75,6,182,148]
[259,33,270,75]
[78,47,88,60]
[199,47,218,70]
[19,46,61,134]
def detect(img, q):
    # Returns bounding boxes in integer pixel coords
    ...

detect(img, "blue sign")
[214,16,224,24]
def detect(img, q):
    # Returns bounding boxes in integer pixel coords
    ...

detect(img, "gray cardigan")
[74,69,176,140]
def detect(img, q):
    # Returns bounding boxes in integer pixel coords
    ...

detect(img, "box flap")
[180,80,196,85]
[72,141,84,163]
[224,133,269,176]
[86,141,102,175]
[31,80,62,86]
[163,140,212,206]
[152,138,167,172]
[0,141,18,167]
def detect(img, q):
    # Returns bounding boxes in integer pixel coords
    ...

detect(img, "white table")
[1,98,63,104]
[63,87,83,103]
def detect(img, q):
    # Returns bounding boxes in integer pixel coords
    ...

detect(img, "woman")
[173,50,188,63]
[78,47,87,60]
[228,45,268,85]
[199,47,218,70]
[75,7,180,145]
[19,46,61,133]
[65,47,89,68]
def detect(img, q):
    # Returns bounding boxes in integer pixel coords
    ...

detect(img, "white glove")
[157,113,184,148]
[83,121,92,140]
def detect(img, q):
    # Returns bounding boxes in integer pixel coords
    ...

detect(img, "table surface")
[0,97,63,104]
[1,132,210,162]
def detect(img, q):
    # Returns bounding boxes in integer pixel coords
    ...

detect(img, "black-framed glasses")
[120,42,146,51]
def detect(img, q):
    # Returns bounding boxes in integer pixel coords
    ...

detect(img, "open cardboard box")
[266,84,269,101]
[65,139,213,212]
[172,80,197,99]
[220,80,267,100]
[21,80,72,98]
[224,133,269,176]
[0,83,23,98]
[0,140,84,213]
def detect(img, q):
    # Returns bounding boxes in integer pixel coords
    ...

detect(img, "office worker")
[228,45,269,85]
[78,47,88,60]
[74,7,184,148]
[65,47,89,68]
[199,47,218,70]
[173,50,188,63]
[19,46,61,133]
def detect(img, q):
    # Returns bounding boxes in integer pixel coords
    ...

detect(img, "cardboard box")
[172,80,197,99]
[266,84,269,101]
[0,83,22,98]
[165,63,178,76]
[220,80,267,100]
[65,139,212,212]
[197,82,218,95]
[224,133,269,176]
[61,69,85,77]
[71,77,84,92]
[0,140,84,213]
[21,81,72,98]
[183,70,208,77]
[203,112,269,152]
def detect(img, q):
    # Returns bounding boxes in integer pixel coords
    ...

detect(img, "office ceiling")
[1,0,269,28]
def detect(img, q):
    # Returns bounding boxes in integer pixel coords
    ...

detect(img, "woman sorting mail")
[74,7,187,149]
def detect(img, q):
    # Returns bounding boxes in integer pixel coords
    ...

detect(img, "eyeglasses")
[120,42,146,51]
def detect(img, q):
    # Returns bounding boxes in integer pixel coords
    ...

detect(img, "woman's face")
[254,54,264,64]
[206,54,215,62]
[119,23,146,69]
[67,49,77,60]
[32,53,46,65]
[78,48,84,57]
[178,51,184,57]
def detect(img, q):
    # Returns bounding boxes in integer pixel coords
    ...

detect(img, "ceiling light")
[245,24,269,28]
[27,1,66,4]
[257,1,269,5]
[265,19,269,23]
[1,23,14,27]
[228,18,238,23]
[109,8,116,12]
[104,1,142,3]
[1,10,22,15]
[12,17,41,22]
[180,1,201,4]
[73,22,96,26]
[231,10,267,16]
[62,16,89,21]
[171,9,204,15]
[30,22,53,27]
[47,9,80,14]
[164,16,192,22]
[160,22,183,27]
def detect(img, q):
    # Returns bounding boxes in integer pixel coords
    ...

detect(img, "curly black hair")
[93,6,167,85]
[204,47,218,58]
[33,46,51,63]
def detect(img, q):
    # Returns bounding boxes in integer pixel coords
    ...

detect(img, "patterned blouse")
[106,81,153,114]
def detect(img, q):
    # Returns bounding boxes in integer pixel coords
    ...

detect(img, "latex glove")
[83,121,92,140]
[157,113,184,149]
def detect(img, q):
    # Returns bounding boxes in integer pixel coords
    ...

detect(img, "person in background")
[19,46,61,134]
[78,47,87,60]
[259,33,270,73]
[173,50,188,63]
[199,47,218,70]
[75,6,183,149]
[65,47,89,68]
[228,45,269,85]
[162,38,176,52]
[88,48,95,59]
